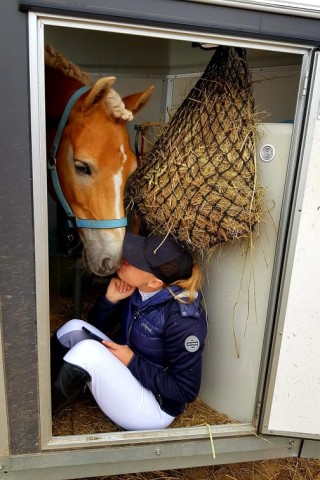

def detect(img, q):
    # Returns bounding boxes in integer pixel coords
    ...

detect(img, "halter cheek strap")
[48,85,128,229]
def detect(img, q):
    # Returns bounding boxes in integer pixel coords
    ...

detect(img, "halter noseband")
[48,85,128,230]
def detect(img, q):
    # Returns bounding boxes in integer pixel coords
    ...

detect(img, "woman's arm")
[88,277,134,332]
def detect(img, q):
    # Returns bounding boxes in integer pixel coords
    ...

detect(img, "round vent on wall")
[260,144,275,162]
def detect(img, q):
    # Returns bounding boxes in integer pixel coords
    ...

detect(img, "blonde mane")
[45,45,92,85]
[45,45,135,123]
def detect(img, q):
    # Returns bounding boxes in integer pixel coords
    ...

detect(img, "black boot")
[50,332,69,382]
[52,361,91,414]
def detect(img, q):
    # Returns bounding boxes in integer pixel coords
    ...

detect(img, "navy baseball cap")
[123,232,193,284]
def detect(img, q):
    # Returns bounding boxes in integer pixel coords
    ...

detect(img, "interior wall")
[45,27,170,75]
[169,65,300,123]
[253,66,300,123]
[45,26,302,75]
[200,123,293,422]
[166,40,301,74]
[45,26,302,125]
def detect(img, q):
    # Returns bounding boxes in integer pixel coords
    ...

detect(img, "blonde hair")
[169,263,203,303]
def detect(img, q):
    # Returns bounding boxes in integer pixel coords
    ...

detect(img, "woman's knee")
[64,339,111,370]
[57,319,86,337]
[57,319,91,348]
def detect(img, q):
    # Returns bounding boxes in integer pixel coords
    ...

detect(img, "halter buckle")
[48,153,57,170]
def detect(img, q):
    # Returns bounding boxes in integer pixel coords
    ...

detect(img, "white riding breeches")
[56,319,174,431]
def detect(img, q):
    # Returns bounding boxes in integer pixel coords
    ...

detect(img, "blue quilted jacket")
[89,285,207,417]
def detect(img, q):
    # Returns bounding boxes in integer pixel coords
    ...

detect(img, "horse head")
[46,58,154,276]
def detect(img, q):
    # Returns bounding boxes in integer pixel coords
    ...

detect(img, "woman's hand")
[103,340,134,366]
[105,277,135,303]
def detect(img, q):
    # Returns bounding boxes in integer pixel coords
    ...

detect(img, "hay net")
[127,46,263,255]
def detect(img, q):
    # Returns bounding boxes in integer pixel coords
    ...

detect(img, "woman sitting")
[50,232,207,430]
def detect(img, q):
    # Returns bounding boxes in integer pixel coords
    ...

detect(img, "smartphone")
[82,326,104,343]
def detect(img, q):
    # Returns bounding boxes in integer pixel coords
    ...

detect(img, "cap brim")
[123,232,152,273]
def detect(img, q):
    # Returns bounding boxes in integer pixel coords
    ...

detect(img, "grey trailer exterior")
[1,0,320,478]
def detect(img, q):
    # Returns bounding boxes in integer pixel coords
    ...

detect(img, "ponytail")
[169,263,203,303]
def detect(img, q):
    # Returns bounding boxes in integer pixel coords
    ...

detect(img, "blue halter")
[48,85,128,229]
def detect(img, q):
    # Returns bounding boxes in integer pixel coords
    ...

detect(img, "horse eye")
[75,161,91,175]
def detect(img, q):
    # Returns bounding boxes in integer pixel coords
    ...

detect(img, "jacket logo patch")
[185,335,200,352]
[141,321,153,333]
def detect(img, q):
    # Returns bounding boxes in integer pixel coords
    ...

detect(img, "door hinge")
[302,70,309,97]
[255,400,262,421]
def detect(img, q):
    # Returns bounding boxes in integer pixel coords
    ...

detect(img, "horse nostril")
[100,257,120,275]
[100,258,111,272]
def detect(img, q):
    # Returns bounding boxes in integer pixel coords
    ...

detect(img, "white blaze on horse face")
[113,170,123,220]
[113,144,127,219]
[120,144,127,164]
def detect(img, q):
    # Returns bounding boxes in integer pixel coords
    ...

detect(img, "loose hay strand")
[207,424,216,459]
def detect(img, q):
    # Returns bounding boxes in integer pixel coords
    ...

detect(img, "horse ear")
[83,77,133,121]
[83,77,116,107]
[123,86,155,115]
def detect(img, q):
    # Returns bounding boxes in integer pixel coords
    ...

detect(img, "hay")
[128,46,263,255]
[53,394,234,437]
[170,397,235,429]
[52,390,122,436]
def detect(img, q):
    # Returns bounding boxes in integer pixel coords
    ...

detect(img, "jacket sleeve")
[127,307,207,409]
[87,294,121,333]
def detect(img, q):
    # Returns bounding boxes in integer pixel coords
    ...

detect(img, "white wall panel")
[200,124,293,422]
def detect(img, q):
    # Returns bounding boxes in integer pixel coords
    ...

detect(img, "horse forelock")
[82,80,134,122]
[105,88,133,121]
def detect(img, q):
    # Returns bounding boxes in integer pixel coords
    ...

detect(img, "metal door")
[261,50,320,439]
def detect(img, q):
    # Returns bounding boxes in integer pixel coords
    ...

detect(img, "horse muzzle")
[81,230,124,276]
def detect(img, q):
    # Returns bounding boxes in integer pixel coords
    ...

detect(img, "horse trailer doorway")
[35,11,308,445]
[1,0,320,478]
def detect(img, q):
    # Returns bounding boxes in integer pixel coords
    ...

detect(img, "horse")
[45,45,154,276]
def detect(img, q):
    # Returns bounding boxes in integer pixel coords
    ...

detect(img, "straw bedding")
[52,394,234,436]
[127,46,263,255]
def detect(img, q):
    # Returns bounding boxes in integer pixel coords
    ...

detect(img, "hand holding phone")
[82,326,104,343]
